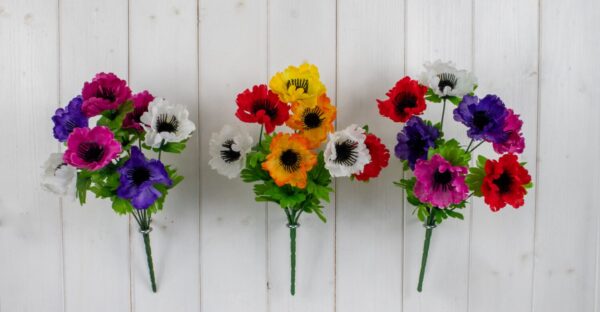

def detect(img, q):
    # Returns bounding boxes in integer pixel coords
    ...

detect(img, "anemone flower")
[41,153,76,197]
[269,63,326,105]
[413,154,469,208]
[377,76,428,123]
[209,125,254,179]
[81,72,132,117]
[235,84,290,134]
[482,154,531,211]
[140,98,196,148]
[262,133,317,189]
[492,109,525,154]
[324,125,371,177]
[123,91,154,132]
[395,116,439,170]
[63,126,122,171]
[286,94,336,148]
[116,147,172,210]
[453,94,508,143]
[52,96,89,142]
[353,133,390,182]
[419,60,477,99]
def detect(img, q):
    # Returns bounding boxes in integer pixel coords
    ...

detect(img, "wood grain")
[336,0,405,311]
[0,0,63,310]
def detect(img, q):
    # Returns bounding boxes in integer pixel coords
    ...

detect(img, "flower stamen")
[220,139,241,163]
[77,142,105,163]
[280,149,301,173]
[156,114,179,133]
[437,72,458,92]
[334,139,359,166]
[286,78,309,92]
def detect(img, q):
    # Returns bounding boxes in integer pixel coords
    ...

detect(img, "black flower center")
[437,72,458,92]
[408,138,427,154]
[280,149,300,172]
[128,167,151,186]
[433,169,453,191]
[95,86,117,102]
[472,111,490,130]
[77,142,105,163]
[334,139,358,166]
[220,139,241,163]
[156,114,179,133]
[493,172,512,194]
[64,118,79,132]
[302,107,324,129]
[252,100,278,119]
[394,92,417,116]
[286,78,309,92]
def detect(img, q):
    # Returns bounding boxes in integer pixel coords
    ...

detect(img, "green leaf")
[466,167,486,197]
[425,88,442,103]
[159,140,187,154]
[312,206,327,223]
[111,197,133,215]
[445,209,464,220]
[477,155,488,168]
[523,181,534,189]
[76,171,92,205]
[428,139,471,167]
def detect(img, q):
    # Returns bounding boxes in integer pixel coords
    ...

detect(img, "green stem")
[465,138,474,153]
[289,224,297,296]
[468,140,485,154]
[417,208,436,292]
[158,139,165,160]
[142,231,157,293]
[440,98,447,130]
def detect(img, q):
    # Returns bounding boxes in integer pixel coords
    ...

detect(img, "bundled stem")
[417,208,437,292]
[285,208,301,296]
[133,209,157,293]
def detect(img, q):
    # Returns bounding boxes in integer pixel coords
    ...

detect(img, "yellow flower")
[287,94,336,148]
[262,133,317,189]
[269,63,326,105]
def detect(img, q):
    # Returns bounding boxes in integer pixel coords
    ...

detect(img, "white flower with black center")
[419,60,477,98]
[209,125,254,179]
[140,98,196,148]
[41,153,77,198]
[324,124,371,177]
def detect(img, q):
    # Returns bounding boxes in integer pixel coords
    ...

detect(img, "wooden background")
[1,0,599,311]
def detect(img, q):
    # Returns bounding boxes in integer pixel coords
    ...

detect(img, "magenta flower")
[81,73,132,117]
[493,109,525,154]
[63,126,122,171]
[123,91,154,132]
[413,154,469,208]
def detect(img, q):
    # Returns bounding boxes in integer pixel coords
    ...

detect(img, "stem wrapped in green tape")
[417,208,437,292]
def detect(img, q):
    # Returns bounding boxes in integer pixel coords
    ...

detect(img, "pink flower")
[123,91,154,132]
[64,126,122,171]
[414,154,469,208]
[81,73,132,117]
[493,109,525,154]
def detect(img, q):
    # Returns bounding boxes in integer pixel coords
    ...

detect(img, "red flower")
[482,154,531,211]
[377,77,427,123]
[123,91,154,132]
[235,84,290,133]
[354,133,390,181]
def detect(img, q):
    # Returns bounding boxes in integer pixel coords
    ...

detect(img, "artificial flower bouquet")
[377,61,533,292]
[210,63,390,295]
[42,73,195,292]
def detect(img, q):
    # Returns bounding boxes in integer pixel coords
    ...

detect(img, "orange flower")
[286,94,336,148]
[262,133,317,189]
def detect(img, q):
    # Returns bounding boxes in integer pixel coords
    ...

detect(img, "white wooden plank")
[198,0,269,311]
[0,1,63,311]
[403,0,473,310]
[267,0,336,310]
[468,1,539,311]
[335,1,404,312]
[59,0,131,311]
[129,0,200,310]
[534,0,600,311]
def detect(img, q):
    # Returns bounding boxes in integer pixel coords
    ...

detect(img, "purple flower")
[52,96,89,142]
[395,116,439,170]
[117,147,172,210]
[453,95,508,143]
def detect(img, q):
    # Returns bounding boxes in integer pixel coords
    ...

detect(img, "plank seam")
[126,0,134,310]
[265,1,271,311]
[333,0,339,311]
[530,0,542,311]
[57,0,66,310]
[196,0,203,310]
[466,1,475,311]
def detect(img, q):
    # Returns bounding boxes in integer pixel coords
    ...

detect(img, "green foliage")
[428,139,471,167]
[145,140,188,154]
[425,88,461,106]
[240,135,333,223]
[97,100,134,132]
[466,155,487,197]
